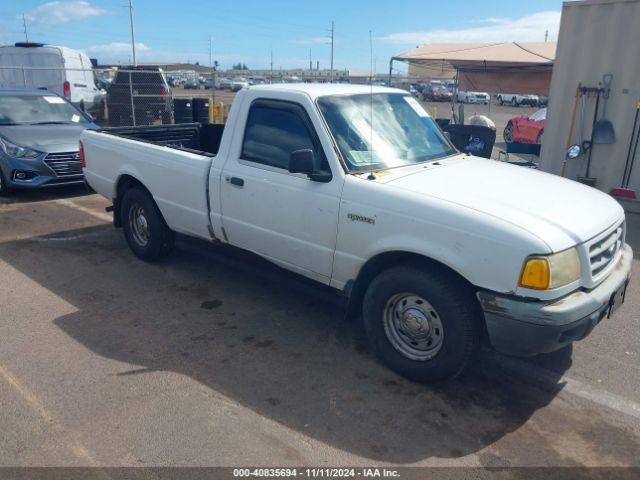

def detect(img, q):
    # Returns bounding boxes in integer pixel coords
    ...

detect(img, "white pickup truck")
[81,84,632,382]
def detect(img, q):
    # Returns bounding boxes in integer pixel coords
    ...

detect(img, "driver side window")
[241,101,329,172]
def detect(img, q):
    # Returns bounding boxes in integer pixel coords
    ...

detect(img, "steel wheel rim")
[129,204,150,246]
[383,293,444,361]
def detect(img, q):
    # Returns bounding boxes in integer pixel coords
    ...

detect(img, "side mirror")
[566,144,582,159]
[288,149,315,174]
[288,149,332,183]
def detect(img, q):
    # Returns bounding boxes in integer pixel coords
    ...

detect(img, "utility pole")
[329,21,335,82]
[209,35,213,69]
[22,14,29,42]
[128,0,137,65]
[270,49,274,84]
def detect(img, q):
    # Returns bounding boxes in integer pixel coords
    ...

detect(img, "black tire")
[363,266,481,383]
[503,122,514,144]
[121,186,175,261]
[0,168,12,196]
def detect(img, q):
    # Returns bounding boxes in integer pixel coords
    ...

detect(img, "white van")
[0,42,106,121]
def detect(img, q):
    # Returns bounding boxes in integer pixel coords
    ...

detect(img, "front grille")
[44,151,83,177]
[589,224,623,277]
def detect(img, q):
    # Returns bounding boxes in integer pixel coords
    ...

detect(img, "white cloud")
[380,11,560,44]
[87,42,150,54]
[23,1,106,26]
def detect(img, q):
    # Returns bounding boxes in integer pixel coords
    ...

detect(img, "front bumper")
[0,153,84,189]
[477,244,633,356]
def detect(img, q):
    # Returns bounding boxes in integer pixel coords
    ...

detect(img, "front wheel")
[363,266,481,383]
[503,122,514,144]
[0,168,12,196]
[121,187,175,261]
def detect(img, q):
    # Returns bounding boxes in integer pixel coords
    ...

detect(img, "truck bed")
[100,123,225,155]
[82,124,221,241]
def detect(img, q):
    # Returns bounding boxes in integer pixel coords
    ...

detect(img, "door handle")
[228,176,244,187]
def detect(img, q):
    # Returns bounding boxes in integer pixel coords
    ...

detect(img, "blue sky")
[1,0,563,71]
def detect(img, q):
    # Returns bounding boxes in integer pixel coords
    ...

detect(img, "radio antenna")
[368,29,376,180]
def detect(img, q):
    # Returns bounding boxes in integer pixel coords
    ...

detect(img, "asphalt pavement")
[0,186,639,469]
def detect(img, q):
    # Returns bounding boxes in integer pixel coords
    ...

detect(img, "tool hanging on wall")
[610,100,640,199]
[561,84,582,177]
[593,73,615,144]
[577,83,603,186]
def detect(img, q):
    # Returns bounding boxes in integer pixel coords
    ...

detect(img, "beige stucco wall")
[539,0,640,208]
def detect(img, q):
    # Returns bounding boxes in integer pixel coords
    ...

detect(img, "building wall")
[539,0,640,210]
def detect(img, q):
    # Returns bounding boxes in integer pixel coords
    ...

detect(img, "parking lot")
[1,186,639,467]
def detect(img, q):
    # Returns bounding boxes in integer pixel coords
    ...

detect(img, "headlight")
[0,137,40,159]
[519,247,581,290]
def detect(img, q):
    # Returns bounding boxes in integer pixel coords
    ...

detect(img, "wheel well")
[113,174,150,227]
[345,251,474,318]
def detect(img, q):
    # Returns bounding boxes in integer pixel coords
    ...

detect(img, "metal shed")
[539,0,640,212]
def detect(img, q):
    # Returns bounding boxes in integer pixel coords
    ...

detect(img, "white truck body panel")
[82,84,626,303]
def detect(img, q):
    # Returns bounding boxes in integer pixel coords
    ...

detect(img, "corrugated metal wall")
[539,0,640,210]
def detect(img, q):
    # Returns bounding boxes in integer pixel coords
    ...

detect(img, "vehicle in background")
[231,77,250,92]
[81,83,632,383]
[106,66,172,127]
[538,95,549,107]
[455,91,490,104]
[409,85,419,97]
[422,84,453,102]
[184,78,199,90]
[496,93,539,107]
[217,77,232,89]
[443,79,457,91]
[203,78,214,90]
[503,107,546,145]
[0,42,106,122]
[0,88,97,194]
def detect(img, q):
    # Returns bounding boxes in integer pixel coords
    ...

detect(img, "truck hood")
[0,123,96,153]
[380,156,624,251]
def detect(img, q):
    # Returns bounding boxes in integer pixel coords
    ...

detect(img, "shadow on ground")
[0,220,580,464]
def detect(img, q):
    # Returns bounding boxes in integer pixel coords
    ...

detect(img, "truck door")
[220,98,341,283]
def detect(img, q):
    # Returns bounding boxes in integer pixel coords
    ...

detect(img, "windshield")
[0,94,89,126]
[317,93,456,172]
[530,108,547,121]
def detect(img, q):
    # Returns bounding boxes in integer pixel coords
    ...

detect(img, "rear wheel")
[363,266,481,383]
[503,122,514,144]
[121,187,175,261]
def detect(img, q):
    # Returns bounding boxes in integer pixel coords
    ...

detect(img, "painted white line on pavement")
[0,363,99,466]
[55,198,112,223]
[491,354,640,421]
